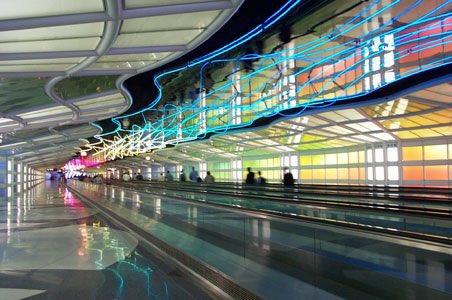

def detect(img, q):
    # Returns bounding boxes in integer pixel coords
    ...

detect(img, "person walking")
[204,171,215,183]
[122,172,131,182]
[165,170,174,182]
[179,169,187,182]
[256,171,266,184]
[158,172,165,182]
[283,167,295,187]
[189,167,199,182]
[245,167,255,184]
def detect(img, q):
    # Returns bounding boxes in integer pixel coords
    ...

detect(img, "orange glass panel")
[403,166,424,180]
[349,168,359,180]
[300,169,312,180]
[419,20,442,37]
[402,146,423,161]
[297,72,309,83]
[322,64,334,77]
[411,129,442,138]
[338,168,349,180]
[449,166,452,184]
[424,144,448,160]
[394,131,419,139]
[335,60,345,72]
[398,28,419,64]
[445,22,452,53]
[313,168,325,180]
[425,165,448,180]
[359,168,365,180]
[326,168,337,180]
[358,151,365,163]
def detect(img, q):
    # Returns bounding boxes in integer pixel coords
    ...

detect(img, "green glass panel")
[0,77,53,112]
[54,75,119,100]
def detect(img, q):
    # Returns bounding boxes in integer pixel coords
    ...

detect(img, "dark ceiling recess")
[97,0,326,133]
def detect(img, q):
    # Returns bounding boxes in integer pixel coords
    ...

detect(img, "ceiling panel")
[18,106,72,119]
[97,52,172,62]
[125,0,216,9]
[113,29,202,48]
[0,64,74,72]
[0,57,86,65]
[0,37,101,53]
[0,0,104,20]
[0,23,104,42]
[121,11,221,32]
[0,77,52,113]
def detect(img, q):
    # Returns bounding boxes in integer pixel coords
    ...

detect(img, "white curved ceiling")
[0,0,243,169]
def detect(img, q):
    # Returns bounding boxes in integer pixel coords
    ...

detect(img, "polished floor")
[70,180,452,300]
[0,182,212,299]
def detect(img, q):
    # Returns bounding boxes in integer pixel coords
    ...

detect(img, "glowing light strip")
[87,0,452,161]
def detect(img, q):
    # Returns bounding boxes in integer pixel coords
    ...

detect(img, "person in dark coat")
[283,167,295,187]
[246,167,255,184]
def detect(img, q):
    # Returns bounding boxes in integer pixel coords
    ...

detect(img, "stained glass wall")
[146,139,451,187]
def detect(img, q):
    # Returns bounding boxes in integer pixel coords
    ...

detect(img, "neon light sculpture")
[85,0,452,161]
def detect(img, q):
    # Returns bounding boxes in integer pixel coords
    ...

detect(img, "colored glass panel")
[300,155,312,166]
[325,168,337,180]
[349,168,359,180]
[403,166,424,181]
[358,151,365,163]
[424,144,448,160]
[300,169,312,180]
[312,154,325,165]
[349,152,359,164]
[425,166,448,181]
[402,146,423,161]
[337,168,349,180]
[313,169,325,180]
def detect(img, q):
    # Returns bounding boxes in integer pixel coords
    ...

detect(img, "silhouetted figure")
[283,167,295,187]
[179,169,187,182]
[189,167,199,182]
[204,171,215,183]
[165,170,174,182]
[122,172,131,181]
[246,167,255,184]
[256,171,266,184]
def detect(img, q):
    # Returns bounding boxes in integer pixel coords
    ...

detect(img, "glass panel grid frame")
[0,0,104,20]
[0,23,104,42]
[125,0,213,9]
[121,11,221,33]
[113,29,203,48]
[0,37,101,53]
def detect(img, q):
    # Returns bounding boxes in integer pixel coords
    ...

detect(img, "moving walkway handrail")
[104,183,452,245]
[123,181,452,216]
[127,182,451,218]
[134,180,451,202]
[186,181,452,195]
